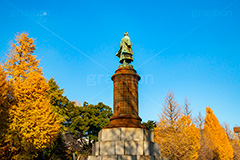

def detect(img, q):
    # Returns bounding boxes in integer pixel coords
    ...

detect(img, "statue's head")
[124,32,129,36]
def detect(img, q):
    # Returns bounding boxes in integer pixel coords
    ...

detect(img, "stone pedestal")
[88,127,162,160]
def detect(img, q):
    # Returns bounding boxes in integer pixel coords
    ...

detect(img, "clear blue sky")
[1,0,239,129]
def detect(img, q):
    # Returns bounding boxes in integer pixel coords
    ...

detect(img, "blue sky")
[0,0,239,128]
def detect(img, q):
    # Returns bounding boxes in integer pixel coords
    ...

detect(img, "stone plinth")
[105,67,144,129]
[88,127,162,160]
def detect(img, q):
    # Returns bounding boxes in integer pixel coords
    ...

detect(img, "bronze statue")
[116,32,133,66]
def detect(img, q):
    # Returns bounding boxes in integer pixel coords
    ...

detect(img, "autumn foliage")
[154,91,238,160]
[154,91,200,160]
[0,65,10,158]
[223,122,240,159]
[1,33,60,159]
[0,33,238,159]
[204,107,233,159]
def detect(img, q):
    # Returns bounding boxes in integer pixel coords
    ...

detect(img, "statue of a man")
[116,32,133,64]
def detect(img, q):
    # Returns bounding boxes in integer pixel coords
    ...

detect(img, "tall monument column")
[106,66,144,128]
[87,32,165,160]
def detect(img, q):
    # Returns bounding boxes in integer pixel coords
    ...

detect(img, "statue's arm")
[125,39,132,47]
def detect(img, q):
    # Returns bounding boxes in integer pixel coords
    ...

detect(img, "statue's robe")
[116,36,133,63]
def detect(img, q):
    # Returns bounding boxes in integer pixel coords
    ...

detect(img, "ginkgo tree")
[222,122,240,159]
[204,107,233,160]
[154,91,200,160]
[0,65,10,159]
[3,33,60,159]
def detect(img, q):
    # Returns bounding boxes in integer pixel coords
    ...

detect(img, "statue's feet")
[119,61,133,68]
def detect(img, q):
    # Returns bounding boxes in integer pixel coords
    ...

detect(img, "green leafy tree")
[47,78,70,126]
[36,79,113,159]
[63,101,112,159]
[35,133,70,160]
[36,78,74,160]
[69,102,112,142]
[142,120,156,131]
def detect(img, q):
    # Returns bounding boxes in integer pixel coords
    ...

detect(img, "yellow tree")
[4,33,60,159]
[222,122,240,160]
[195,112,214,160]
[177,115,200,159]
[183,96,192,119]
[0,64,11,159]
[204,107,233,160]
[154,91,200,160]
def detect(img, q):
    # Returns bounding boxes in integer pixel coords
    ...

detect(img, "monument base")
[104,114,145,129]
[88,155,166,160]
[88,127,166,160]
